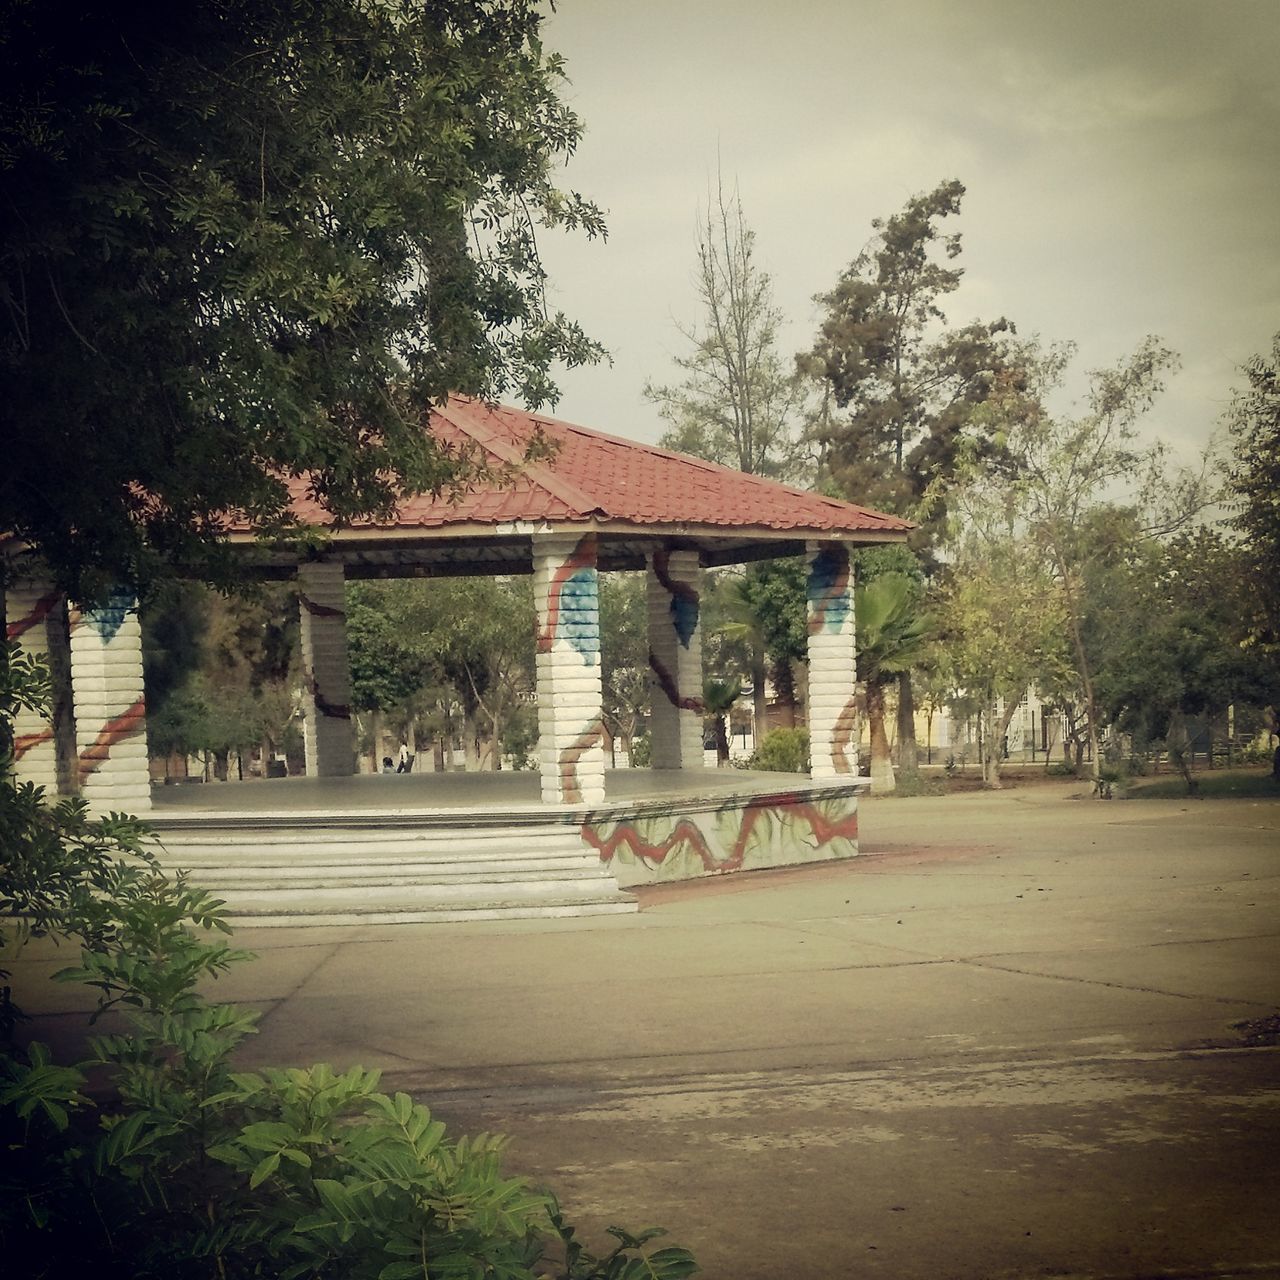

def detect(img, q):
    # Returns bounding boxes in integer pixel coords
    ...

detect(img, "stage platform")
[147,768,870,926]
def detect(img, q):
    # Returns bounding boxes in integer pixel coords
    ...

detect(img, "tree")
[1225,332,1280,652]
[802,179,1018,775]
[713,573,771,746]
[935,528,1069,788]
[855,573,930,793]
[802,179,1016,545]
[961,336,1212,790]
[736,557,809,729]
[1,0,606,604]
[142,585,297,777]
[645,175,807,480]
[599,572,649,765]
[701,675,742,767]
[1094,530,1279,792]
[348,578,534,771]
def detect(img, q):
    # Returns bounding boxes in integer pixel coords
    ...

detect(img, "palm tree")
[702,675,742,767]
[717,575,769,745]
[856,573,930,793]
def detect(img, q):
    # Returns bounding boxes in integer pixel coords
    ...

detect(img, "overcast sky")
[534,0,1279,466]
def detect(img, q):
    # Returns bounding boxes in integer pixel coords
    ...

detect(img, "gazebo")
[5,397,911,923]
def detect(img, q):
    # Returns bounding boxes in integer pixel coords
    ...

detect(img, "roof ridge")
[522,412,911,530]
[436,399,604,518]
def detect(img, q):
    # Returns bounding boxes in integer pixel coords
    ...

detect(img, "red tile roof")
[279,396,912,539]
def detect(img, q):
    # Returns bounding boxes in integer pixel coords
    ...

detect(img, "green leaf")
[249,1151,280,1188]
[378,1263,424,1280]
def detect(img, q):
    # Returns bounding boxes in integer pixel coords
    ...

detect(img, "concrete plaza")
[16,779,1280,1279]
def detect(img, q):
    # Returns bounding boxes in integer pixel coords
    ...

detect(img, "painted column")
[533,532,605,805]
[298,562,355,777]
[806,540,859,779]
[68,594,151,812]
[647,548,703,770]
[5,578,63,793]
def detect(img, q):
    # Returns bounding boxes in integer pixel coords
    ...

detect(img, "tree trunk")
[896,671,919,776]
[462,707,480,770]
[866,681,895,793]
[1166,709,1199,795]
[714,714,730,767]
[1058,562,1103,792]
[751,644,768,750]
[774,660,797,728]
[986,697,1019,789]
[489,707,502,770]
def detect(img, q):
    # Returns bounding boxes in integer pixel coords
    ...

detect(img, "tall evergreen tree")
[802,179,1016,771]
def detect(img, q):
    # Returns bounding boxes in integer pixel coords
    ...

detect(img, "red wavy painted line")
[831,694,859,774]
[648,649,704,712]
[582,797,859,875]
[299,592,345,620]
[651,548,700,607]
[77,697,146,784]
[559,717,603,804]
[14,728,54,760]
[305,671,350,720]
[536,534,596,653]
[6,590,60,641]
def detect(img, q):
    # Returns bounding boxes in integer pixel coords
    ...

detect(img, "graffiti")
[299,592,345,620]
[83,595,133,645]
[305,669,351,720]
[652,548,700,648]
[648,649,704,712]
[831,693,859,774]
[807,543,851,635]
[583,794,859,880]
[559,716,604,803]
[5,590,60,642]
[77,697,147,784]
[536,534,598,665]
[14,728,54,760]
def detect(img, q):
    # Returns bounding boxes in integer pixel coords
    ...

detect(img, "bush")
[1,643,697,1280]
[748,727,809,774]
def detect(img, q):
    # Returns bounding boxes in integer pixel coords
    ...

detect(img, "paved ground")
[15,780,1280,1279]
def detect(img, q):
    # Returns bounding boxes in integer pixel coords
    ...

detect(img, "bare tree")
[645,174,807,480]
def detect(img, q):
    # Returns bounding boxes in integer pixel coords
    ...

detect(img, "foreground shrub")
[1,644,697,1280]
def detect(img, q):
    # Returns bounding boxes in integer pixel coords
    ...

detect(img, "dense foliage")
[0,0,605,603]
[1,648,697,1279]
[1226,332,1280,651]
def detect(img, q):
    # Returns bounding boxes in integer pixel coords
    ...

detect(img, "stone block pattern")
[298,563,355,777]
[647,549,703,770]
[68,594,151,812]
[806,540,859,779]
[5,580,62,792]
[533,533,605,805]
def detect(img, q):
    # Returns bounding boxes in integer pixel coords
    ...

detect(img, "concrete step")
[152,815,636,924]
[156,828,575,855]
[224,897,639,927]
[194,862,615,888]
[165,849,598,874]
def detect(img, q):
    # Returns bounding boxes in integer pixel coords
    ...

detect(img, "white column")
[298,562,355,777]
[68,594,151,812]
[647,548,703,770]
[533,532,605,805]
[5,578,62,793]
[806,540,859,779]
